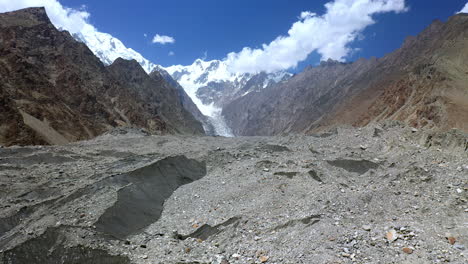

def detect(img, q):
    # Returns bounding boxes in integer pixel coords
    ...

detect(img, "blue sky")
[3,0,468,72]
[55,0,467,70]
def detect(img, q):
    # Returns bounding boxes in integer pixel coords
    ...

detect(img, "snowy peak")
[70,29,291,99]
[72,30,158,73]
[165,59,292,112]
[165,59,244,89]
[165,59,291,92]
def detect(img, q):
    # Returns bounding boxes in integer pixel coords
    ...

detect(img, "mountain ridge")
[69,20,292,136]
[0,7,204,146]
[222,14,468,136]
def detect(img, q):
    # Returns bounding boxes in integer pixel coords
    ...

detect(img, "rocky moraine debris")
[0,124,467,264]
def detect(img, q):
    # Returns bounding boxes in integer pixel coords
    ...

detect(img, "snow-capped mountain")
[165,59,292,113]
[71,31,291,136]
[72,31,158,73]
[71,30,291,113]
[165,60,292,137]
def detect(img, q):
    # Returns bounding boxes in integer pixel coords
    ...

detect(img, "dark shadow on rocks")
[308,170,323,182]
[312,128,338,138]
[0,148,35,159]
[95,156,206,239]
[326,159,379,174]
[98,150,135,159]
[258,144,291,152]
[308,146,320,154]
[274,172,299,179]
[272,215,321,231]
[175,262,209,264]
[421,129,468,153]
[1,153,75,166]
[255,160,277,169]
[180,217,241,241]
[0,198,58,240]
[1,227,130,264]
[0,207,34,238]
[373,127,383,137]
[0,165,23,171]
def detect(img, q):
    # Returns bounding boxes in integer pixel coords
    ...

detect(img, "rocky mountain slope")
[107,58,203,135]
[223,14,468,136]
[0,7,204,146]
[0,123,466,264]
[151,66,216,135]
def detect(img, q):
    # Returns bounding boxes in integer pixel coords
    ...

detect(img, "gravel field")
[0,123,467,264]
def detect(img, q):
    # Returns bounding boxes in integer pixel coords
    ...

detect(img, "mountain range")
[1,6,468,264]
[69,9,468,138]
[1,7,467,145]
[69,24,292,136]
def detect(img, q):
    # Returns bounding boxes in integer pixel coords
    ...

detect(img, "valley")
[0,4,467,264]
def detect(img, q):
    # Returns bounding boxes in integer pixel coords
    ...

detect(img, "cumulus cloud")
[152,34,175,44]
[225,0,408,73]
[458,3,468,13]
[299,11,316,19]
[168,51,175,56]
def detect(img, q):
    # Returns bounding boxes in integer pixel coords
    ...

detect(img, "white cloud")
[168,51,175,56]
[458,3,468,13]
[0,0,409,76]
[152,34,175,44]
[299,11,316,19]
[144,33,148,38]
[225,0,408,73]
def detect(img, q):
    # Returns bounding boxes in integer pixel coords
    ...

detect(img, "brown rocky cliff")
[148,70,214,135]
[0,7,203,146]
[223,14,468,136]
[108,58,204,135]
[326,14,468,132]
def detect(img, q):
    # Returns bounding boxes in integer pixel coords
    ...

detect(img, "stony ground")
[0,122,467,264]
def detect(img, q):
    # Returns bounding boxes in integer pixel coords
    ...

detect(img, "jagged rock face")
[223,58,379,136]
[150,68,215,135]
[223,15,468,136]
[0,7,204,146]
[107,59,204,135]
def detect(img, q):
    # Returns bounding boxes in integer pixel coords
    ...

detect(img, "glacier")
[72,28,289,137]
